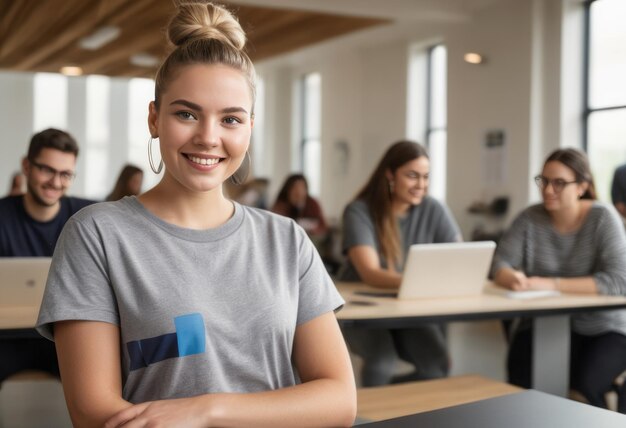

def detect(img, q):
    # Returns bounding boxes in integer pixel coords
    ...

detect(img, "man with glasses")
[0,128,93,256]
[0,128,94,385]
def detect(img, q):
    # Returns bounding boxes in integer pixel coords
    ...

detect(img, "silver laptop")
[398,241,496,300]
[0,257,51,308]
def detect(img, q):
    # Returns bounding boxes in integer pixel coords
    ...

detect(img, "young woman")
[492,148,626,412]
[338,140,461,386]
[36,3,355,427]
[105,164,144,201]
[272,174,328,237]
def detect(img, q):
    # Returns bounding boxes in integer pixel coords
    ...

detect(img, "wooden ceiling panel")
[0,0,387,78]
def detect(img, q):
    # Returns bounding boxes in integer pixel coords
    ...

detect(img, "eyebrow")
[169,99,249,115]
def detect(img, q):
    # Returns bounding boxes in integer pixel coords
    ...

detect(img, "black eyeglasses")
[30,161,76,184]
[534,175,577,193]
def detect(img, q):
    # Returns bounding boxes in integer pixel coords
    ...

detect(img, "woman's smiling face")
[149,64,253,194]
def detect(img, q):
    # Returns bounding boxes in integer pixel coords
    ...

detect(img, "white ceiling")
[232,0,505,21]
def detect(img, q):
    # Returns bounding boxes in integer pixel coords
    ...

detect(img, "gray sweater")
[491,202,626,336]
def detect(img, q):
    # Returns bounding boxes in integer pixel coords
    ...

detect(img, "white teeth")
[189,156,220,166]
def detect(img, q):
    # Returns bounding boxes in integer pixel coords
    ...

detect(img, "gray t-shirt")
[490,202,626,336]
[36,196,343,403]
[338,196,461,281]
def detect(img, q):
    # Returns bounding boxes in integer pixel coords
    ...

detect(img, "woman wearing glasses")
[491,148,626,412]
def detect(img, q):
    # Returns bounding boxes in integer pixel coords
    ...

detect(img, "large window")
[584,0,626,202]
[407,44,447,201]
[300,72,321,197]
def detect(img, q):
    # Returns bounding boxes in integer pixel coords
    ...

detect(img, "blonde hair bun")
[168,1,246,51]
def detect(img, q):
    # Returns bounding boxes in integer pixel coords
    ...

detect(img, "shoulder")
[517,203,547,223]
[0,195,21,212]
[241,204,302,234]
[63,196,98,214]
[344,199,368,216]
[418,196,449,214]
[67,198,135,230]
[588,201,622,225]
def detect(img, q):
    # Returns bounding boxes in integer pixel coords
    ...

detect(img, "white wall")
[0,72,34,194]
[0,72,156,199]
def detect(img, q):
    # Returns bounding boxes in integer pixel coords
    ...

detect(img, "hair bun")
[168,1,246,50]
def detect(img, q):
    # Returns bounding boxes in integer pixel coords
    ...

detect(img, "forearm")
[69,396,131,428]
[556,276,598,294]
[359,267,402,289]
[197,378,356,427]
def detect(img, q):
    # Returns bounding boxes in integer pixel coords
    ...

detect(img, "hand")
[507,270,529,291]
[526,276,558,291]
[104,396,210,428]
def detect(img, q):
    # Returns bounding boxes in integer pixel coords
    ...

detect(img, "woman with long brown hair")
[492,148,626,412]
[105,164,143,201]
[338,140,461,386]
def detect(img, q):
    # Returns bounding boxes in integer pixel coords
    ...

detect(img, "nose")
[416,176,427,189]
[49,173,64,188]
[194,119,219,148]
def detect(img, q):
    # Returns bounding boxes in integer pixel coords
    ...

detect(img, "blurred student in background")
[272,173,328,237]
[105,164,143,201]
[492,148,626,413]
[0,128,93,387]
[338,140,461,386]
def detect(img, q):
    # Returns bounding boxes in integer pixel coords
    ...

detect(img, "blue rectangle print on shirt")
[174,313,206,357]
[127,313,206,371]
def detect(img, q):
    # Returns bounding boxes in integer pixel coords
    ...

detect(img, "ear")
[578,181,589,197]
[148,101,159,138]
[21,157,30,176]
[385,168,394,182]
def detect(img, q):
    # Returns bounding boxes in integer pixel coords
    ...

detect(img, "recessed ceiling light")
[79,26,121,50]
[130,53,159,68]
[464,53,484,64]
[60,66,83,76]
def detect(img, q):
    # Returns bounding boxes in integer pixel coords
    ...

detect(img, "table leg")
[532,315,570,396]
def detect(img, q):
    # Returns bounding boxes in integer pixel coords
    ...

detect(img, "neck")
[22,192,61,222]
[139,180,234,230]
[549,201,586,231]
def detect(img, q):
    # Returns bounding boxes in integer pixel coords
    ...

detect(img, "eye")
[223,116,242,125]
[553,179,566,187]
[42,166,56,175]
[175,111,196,121]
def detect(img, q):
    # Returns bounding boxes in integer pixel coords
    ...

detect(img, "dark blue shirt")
[0,195,94,257]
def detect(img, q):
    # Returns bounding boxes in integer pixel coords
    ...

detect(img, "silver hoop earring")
[388,179,395,194]
[148,137,163,174]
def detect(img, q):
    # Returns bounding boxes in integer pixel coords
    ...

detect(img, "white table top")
[336,281,626,325]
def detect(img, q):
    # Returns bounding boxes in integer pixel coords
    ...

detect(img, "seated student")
[0,128,93,385]
[36,3,355,427]
[105,164,143,201]
[491,148,626,412]
[272,174,328,236]
[338,140,461,386]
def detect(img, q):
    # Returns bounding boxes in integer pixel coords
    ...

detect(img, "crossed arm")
[493,267,598,294]
[54,312,356,427]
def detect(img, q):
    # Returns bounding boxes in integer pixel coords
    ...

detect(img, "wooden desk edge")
[357,374,522,422]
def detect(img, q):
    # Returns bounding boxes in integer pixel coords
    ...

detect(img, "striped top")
[491,202,626,336]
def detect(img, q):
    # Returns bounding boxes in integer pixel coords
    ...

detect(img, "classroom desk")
[336,281,626,397]
[358,389,626,427]
[357,374,521,422]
